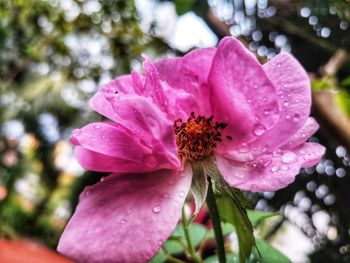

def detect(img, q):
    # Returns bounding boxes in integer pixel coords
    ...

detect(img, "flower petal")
[74,147,160,173]
[103,93,179,168]
[281,117,319,149]
[209,37,279,152]
[156,48,216,93]
[57,168,192,263]
[89,75,135,121]
[220,52,312,162]
[155,48,216,115]
[298,142,326,168]
[70,122,152,162]
[216,142,325,192]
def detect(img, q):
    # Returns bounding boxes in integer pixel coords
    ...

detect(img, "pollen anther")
[173,112,227,162]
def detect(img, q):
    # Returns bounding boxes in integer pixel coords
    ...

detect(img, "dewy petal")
[209,37,279,152]
[221,52,313,162]
[103,93,179,169]
[252,52,311,149]
[281,117,319,149]
[74,147,162,173]
[216,142,325,192]
[155,48,216,93]
[70,122,152,162]
[89,75,135,122]
[155,48,216,115]
[57,167,192,263]
[297,142,326,168]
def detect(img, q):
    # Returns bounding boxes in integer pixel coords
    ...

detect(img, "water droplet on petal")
[282,151,298,163]
[264,159,271,167]
[293,113,300,122]
[253,124,266,136]
[281,165,289,171]
[101,135,106,139]
[283,101,289,107]
[272,150,282,156]
[271,166,279,172]
[285,115,291,120]
[94,125,101,129]
[120,219,126,224]
[178,191,185,198]
[153,206,161,213]
[238,143,250,153]
[248,154,254,160]
[264,110,269,116]
[100,177,105,182]
[253,84,258,89]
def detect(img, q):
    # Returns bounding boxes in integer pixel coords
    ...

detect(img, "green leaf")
[341,76,350,87]
[215,186,255,263]
[253,239,292,263]
[174,0,196,15]
[191,161,209,218]
[311,79,333,90]
[149,251,167,263]
[201,159,255,263]
[247,210,281,227]
[156,223,207,256]
[204,253,241,263]
[335,90,350,117]
[205,222,235,240]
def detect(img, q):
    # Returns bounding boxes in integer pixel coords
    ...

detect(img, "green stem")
[181,206,201,263]
[206,179,226,263]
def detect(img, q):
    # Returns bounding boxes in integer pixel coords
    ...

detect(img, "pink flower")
[58,37,325,262]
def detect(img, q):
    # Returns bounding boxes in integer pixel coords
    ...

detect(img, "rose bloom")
[58,37,325,262]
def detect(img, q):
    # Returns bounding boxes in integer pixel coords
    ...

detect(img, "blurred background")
[0,0,350,262]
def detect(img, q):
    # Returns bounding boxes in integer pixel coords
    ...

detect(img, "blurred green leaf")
[215,187,255,263]
[341,76,350,87]
[247,210,281,227]
[204,253,241,263]
[151,222,207,261]
[335,90,350,117]
[149,251,167,263]
[311,79,334,91]
[253,239,292,263]
[174,0,196,15]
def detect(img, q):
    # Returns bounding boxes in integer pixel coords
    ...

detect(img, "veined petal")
[103,93,179,169]
[74,147,163,173]
[220,52,313,162]
[89,75,135,121]
[70,122,152,162]
[57,168,192,263]
[155,48,216,115]
[282,117,319,149]
[216,142,325,192]
[209,37,279,153]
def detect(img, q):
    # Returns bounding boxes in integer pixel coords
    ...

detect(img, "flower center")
[174,112,227,162]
